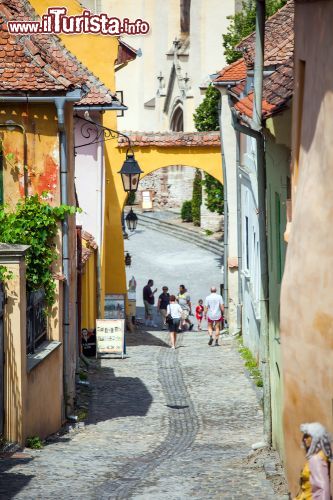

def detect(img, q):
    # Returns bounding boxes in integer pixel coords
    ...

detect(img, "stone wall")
[137,166,196,209]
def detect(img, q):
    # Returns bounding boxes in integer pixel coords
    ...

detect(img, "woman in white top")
[166,295,183,349]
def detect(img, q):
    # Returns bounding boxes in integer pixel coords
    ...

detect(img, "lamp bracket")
[74,114,131,152]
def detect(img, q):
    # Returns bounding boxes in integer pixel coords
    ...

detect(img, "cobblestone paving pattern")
[0,329,287,499]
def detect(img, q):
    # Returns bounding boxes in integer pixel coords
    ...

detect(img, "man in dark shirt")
[157,286,170,330]
[143,279,157,327]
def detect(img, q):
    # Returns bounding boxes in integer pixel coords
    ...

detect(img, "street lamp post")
[125,207,138,232]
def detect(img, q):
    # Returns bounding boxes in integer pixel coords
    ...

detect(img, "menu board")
[96,319,125,358]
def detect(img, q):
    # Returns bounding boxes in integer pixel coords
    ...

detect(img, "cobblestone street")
[0,329,287,499]
[0,225,288,499]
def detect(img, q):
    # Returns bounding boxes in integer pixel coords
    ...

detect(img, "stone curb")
[137,213,224,257]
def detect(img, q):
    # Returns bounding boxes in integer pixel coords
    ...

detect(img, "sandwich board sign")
[96,319,125,358]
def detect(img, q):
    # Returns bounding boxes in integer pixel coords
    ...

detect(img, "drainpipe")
[54,91,82,418]
[253,0,271,446]
[217,98,229,323]
[235,130,243,331]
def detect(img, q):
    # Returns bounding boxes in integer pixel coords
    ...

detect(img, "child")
[195,299,204,331]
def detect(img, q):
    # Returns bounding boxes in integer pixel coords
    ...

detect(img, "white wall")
[106,0,237,132]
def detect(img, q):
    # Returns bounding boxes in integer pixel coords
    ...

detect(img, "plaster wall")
[280,2,333,494]
[220,92,239,333]
[239,135,261,358]
[2,254,63,445]
[75,113,104,248]
[265,110,291,459]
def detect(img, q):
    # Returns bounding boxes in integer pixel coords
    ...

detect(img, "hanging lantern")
[118,149,143,192]
[125,252,132,266]
[125,208,138,232]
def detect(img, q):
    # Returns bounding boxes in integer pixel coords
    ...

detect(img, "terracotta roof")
[0,0,120,107]
[81,230,97,265]
[116,39,139,65]
[118,131,221,148]
[214,58,247,83]
[237,0,294,69]
[234,57,293,118]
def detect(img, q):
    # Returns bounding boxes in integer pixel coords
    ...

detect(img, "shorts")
[144,300,153,316]
[207,317,222,325]
[181,310,190,320]
[168,318,180,332]
[159,309,167,322]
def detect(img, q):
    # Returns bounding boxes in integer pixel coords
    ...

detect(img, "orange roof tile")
[214,58,247,83]
[118,131,221,148]
[0,0,121,108]
[234,57,293,118]
[237,0,294,69]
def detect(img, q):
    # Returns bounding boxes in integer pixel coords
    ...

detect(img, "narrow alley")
[0,224,286,499]
[0,329,286,499]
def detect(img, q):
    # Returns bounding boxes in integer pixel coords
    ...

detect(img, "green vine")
[0,195,79,307]
[222,0,287,64]
[0,265,13,283]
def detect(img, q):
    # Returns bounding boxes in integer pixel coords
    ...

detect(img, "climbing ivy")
[193,85,220,132]
[191,169,202,227]
[193,85,224,216]
[0,195,79,307]
[202,175,224,215]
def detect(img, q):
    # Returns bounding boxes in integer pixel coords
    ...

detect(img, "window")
[275,192,282,283]
[170,105,184,132]
[245,216,249,270]
[26,288,47,354]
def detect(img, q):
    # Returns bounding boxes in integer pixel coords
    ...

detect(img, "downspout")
[54,92,81,418]
[217,97,229,323]
[254,0,271,445]
[235,129,243,331]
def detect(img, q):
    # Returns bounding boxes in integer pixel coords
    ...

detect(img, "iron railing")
[26,288,47,354]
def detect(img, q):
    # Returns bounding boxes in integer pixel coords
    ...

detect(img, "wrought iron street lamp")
[125,252,132,266]
[125,208,138,232]
[118,149,143,193]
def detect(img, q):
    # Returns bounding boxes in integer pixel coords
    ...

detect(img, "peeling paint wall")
[280,2,333,495]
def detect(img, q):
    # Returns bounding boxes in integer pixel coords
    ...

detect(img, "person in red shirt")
[195,299,204,331]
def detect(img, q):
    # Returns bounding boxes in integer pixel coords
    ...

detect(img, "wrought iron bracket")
[74,114,131,153]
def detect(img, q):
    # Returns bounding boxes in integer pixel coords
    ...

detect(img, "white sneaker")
[151,323,158,328]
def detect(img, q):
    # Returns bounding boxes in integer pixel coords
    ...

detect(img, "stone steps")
[137,213,224,256]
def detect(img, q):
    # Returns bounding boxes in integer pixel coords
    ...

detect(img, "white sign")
[96,319,125,358]
[142,190,153,211]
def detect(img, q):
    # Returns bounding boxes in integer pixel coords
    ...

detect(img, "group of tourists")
[142,280,224,349]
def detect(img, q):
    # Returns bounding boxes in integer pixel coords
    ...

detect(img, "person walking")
[195,299,204,331]
[177,284,194,331]
[143,279,158,327]
[157,286,170,329]
[204,286,224,346]
[166,295,183,349]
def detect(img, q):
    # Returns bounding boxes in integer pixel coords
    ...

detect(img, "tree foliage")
[0,195,78,306]
[191,169,202,226]
[223,0,287,64]
[193,85,220,132]
[202,175,224,215]
[193,85,224,216]
[181,200,193,222]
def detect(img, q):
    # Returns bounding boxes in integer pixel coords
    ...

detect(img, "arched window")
[170,105,184,132]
